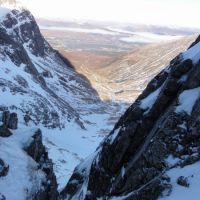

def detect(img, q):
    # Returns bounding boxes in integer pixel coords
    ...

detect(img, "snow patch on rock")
[175,87,200,115]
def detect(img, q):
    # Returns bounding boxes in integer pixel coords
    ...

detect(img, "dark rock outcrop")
[0,9,99,129]
[177,176,189,187]
[0,110,18,137]
[8,112,18,129]
[1,110,18,129]
[0,126,12,137]
[0,193,6,200]
[25,129,58,200]
[0,159,9,177]
[61,37,200,200]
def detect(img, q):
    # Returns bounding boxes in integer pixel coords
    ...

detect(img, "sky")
[20,0,200,28]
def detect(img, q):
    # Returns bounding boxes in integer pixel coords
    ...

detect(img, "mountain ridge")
[61,35,200,200]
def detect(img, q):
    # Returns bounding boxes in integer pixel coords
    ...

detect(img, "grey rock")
[0,159,9,177]
[0,126,12,137]
[8,112,18,129]
[2,111,10,127]
[25,129,58,200]
[1,110,18,130]
[177,176,189,187]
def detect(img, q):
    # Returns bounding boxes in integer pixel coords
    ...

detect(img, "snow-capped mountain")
[62,36,200,199]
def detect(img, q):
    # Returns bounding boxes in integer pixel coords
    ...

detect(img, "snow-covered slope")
[62,36,200,200]
[0,7,126,198]
[0,8,104,128]
[2,5,200,200]
[0,109,58,200]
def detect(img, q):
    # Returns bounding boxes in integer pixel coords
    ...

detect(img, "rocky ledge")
[25,129,58,200]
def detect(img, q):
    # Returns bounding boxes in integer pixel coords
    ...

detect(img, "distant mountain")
[62,35,195,102]
[38,18,200,36]
[40,20,197,102]
[62,35,200,200]
[98,36,196,102]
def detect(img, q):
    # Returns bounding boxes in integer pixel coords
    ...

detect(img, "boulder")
[177,176,189,187]
[0,126,12,137]
[8,112,18,129]
[1,111,18,130]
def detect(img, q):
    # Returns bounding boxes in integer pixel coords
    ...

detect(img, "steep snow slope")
[62,36,200,200]
[0,125,46,200]
[0,8,101,128]
[0,8,126,196]
[0,108,58,200]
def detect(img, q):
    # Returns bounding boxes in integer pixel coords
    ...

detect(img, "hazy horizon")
[18,0,200,28]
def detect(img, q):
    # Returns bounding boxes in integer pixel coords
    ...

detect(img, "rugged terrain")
[1,3,200,200]
[97,36,196,101]
[58,36,196,101]
[40,20,197,101]
[0,6,126,199]
[62,35,200,200]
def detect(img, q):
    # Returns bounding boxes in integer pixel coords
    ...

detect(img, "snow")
[140,86,162,112]
[166,155,180,167]
[160,162,200,200]
[0,10,121,194]
[121,166,125,177]
[108,127,120,144]
[107,27,136,35]
[40,26,118,35]
[0,7,10,20]
[120,32,182,44]
[42,111,113,191]
[0,124,46,200]
[0,105,114,198]
[183,40,200,64]
[175,87,200,115]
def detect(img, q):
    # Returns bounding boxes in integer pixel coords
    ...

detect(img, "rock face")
[0,8,102,129]
[1,110,18,130]
[61,37,200,200]
[25,129,58,200]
